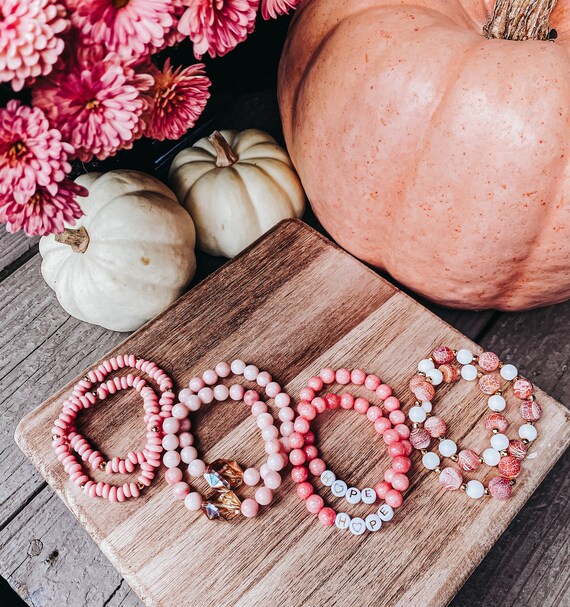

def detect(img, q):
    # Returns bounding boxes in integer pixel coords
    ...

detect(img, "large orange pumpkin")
[278,0,570,310]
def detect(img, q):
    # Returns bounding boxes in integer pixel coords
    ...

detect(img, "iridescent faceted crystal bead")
[204,459,243,490]
[201,489,242,520]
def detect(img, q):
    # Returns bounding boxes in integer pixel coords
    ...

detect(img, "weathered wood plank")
[0,231,39,276]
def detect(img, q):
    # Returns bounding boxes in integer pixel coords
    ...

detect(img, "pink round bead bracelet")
[162,360,291,520]
[290,368,412,535]
[51,355,174,502]
[409,346,541,500]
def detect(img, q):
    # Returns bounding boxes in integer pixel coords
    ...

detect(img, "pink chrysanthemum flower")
[144,60,210,141]
[0,0,70,91]
[65,0,174,59]
[261,0,301,20]
[0,100,73,205]
[159,0,187,50]
[33,47,154,162]
[0,178,86,236]
[179,0,259,59]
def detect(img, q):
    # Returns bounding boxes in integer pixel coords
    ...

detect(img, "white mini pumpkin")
[40,170,197,332]
[168,129,306,257]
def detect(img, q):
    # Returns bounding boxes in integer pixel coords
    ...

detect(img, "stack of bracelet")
[290,368,412,535]
[162,360,290,520]
[51,355,174,501]
[408,346,541,499]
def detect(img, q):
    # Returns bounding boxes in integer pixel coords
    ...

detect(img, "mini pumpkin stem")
[209,131,239,167]
[54,226,90,254]
[484,0,558,40]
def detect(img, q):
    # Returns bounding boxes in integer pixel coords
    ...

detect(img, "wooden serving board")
[15,220,569,607]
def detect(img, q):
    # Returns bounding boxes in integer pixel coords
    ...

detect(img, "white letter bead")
[456,349,473,365]
[331,479,348,497]
[409,406,427,423]
[320,470,336,486]
[488,394,506,412]
[426,368,443,386]
[345,487,361,505]
[365,514,382,532]
[361,488,377,504]
[335,512,351,530]
[378,503,394,521]
[490,433,509,451]
[422,452,440,470]
[438,439,457,457]
[421,401,433,413]
[461,364,478,381]
[519,423,538,441]
[418,359,435,373]
[349,517,367,536]
[466,480,485,499]
[500,364,518,381]
[482,448,501,466]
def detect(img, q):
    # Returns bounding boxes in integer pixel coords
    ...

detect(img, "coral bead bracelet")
[162,360,291,520]
[409,346,541,499]
[52,355,174,501]
[290,368,412,535]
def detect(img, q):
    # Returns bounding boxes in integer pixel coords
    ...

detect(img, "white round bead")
[421,401,433,413]
[320,470,336,486]
[377,503,394,521]
[456,349,473,365]
[466,480,485,499]
[461,364,478,381]
[490,433,509,451]
[361,488,377,505]
[439,439,458,457]
[331,479,348,498]
[519,423,538,441]
[365,514,382,532]
[345,487,361,505]
[500,364,518,381]
[422,452,440,470]
[349,517,366,536]
[409,406,427,423]
[488,394,506,412]
[482,448,501,466]
[426,368,443,386]
[418,359,435,373]
[335,512,351,530]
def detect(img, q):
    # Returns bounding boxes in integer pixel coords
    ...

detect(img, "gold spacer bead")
[137,482,145,490]
[528,394,536,402]
[52,434,61,440]
[91,390,98,396]
[99,462,107,471]
[415,400,421,406]
[492,428,499,434]
[500,450,508,457]
[451,455,459,462]
[438,436,445,441]
[528,421,534,426]
[484,488,490,495]
[510,479,516,486]
[80,483,86,489]
[425,412,431,418]
[498,362,503,368]
[460,484,467,491]
[472,355,479,363]
[522,438,530,445]
[434,467,441,474]
[452,350,458,356]
[477,371,483,378]
[83,376,89,382]
[151,426,160,432]
[166,388,173,393]
[496,389,503,396]
[421,449,428,455]
[413,423,420,429]
[479,457,485,464]
[418,371,426,377]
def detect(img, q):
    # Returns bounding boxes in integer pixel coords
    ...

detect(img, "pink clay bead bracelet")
[163,360,291,519]
[291,368,412,535]
[52,355,174,502]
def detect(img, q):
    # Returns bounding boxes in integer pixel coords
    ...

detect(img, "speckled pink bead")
[513,377,534,400]
[485,413,508,433]
[244,389,259,406]
[498,456,521,478]
[351,369,366,385]
[478,352,500,372]
[335,368,351,385]
[488,476,512,499]
[424,416,447,438]
[241,498,259,518]
[439,467,463,491]
[520,400,542,421]
[479,373,501,395]
[376,384,392,400]
[432,346,455,365]
[439,364,460,383]
[412,381,435,402]
[320,368,336,384]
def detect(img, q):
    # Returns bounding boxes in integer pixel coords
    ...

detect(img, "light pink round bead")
[309,458,326,476]
[188,459,206,477]
[162,417,180,434]
[213,384,229,401]
[354,397,369,414]
[202,369,218,385]
[367,406,382,422]
[229,384,244,401]
[255,487,273,506]
[336,368,351,384]
[265,439,281,454]
[162,434,179,451]
[189,377,205,392]
[280,421,294,437]
[173,482,190,499]
[252,402,268,416]
[179,418,192,431]
[172,403,189,420]
[181,446,198,464]
[241,498,259,518]
[256,371,272,387]
[320,368,336,384]
[307,376,324,391]
[178,388,194,403]
[163,451,181,468]
[265,382,281,398]
[365,374,381,391]
[256,412,274,429]
[244,390,259,406]
[198,387,214,404]
[243,468,261,486]
[260,463,271,478]
[274,392,291,408]
[262,426,279,441]
[215,361,231,377]
[279,407,295,422]
[165,468,183,485]
[244,365,259,381]
[351,369,366,385]
[306,494,324,514]
[263,471,282,489]
[267,453,286,471]
[230,359,246,374]
[184,492,203,511]
[186,395,201,412]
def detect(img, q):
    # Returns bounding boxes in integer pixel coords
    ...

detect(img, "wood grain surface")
[13,219,570,607]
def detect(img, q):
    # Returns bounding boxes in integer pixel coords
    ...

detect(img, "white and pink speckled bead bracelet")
[162,360,292,520]
[51,355,175,502]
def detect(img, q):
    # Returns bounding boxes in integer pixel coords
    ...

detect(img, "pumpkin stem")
[54,226,90,254]
[209,131,239,167]
[484,0,558,40]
